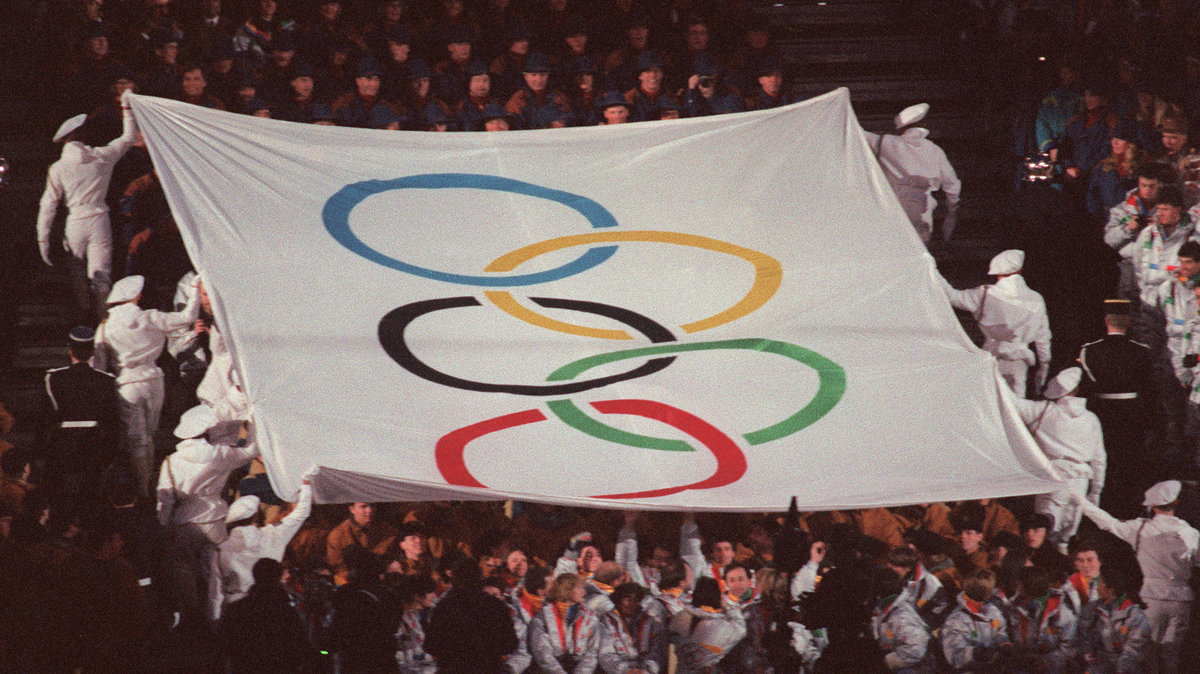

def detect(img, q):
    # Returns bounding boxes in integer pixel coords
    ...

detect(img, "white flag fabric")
[129,89,1063,510]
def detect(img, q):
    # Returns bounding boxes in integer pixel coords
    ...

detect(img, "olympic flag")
[129,89,1063,510]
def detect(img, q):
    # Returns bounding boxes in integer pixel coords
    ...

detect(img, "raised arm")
[91,91,139,164]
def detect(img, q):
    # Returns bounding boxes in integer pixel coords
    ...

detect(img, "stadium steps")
[756,0,1008,272]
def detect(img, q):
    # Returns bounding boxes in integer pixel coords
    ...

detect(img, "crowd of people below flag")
[8,0,1200,671]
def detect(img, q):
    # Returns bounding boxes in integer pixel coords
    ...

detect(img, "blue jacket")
[1087,164,1136,220]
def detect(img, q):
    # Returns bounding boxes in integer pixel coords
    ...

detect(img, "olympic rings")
[482,231,783,339]
[324,173,846,499]
[322,174,619,286]
[378,296,678,395]
[435,399,747,499]
[545,338,846,447]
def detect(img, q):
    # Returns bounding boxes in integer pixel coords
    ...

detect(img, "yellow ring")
[482,231,782,340]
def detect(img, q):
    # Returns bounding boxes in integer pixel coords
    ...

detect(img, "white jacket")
[667,604,746,671]
[196,323,250,421]
[216,483,312,605]
[36,108,137,236]
[94,289,200,385]
[156,436,259,526]
[1132,215,1200,305]
[1079,503,1200,602]
[1010,396,1106,488]
[868,128,961,228]
[942,274,1052,383]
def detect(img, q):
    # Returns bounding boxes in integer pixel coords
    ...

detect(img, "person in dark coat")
[1078,299,1156,518]
[328,548,399,673]
[220,558,315,673]
[40,326,120,512]
[425,557,519,673]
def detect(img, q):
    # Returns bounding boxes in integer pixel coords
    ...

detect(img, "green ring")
[545,338,846,449]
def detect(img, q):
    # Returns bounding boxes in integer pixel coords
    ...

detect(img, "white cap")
[174,404,216,439]
[53,114,88,142]
[1143,480,1182,507]
[225,495,261,523]
[1043,367,1082,400]
[988,249,1025,275]
[894,103,929,129]
[107,275,145,304]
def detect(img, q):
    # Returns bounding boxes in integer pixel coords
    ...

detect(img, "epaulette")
[1130,340,1150,349]
[44,365,69,374]
[1079,338,1104,350]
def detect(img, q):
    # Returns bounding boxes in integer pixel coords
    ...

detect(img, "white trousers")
[118,377,164,496]
[168,520,226,623]
[1034,477,1089,549]
[63,212,113,322]
[1144,598,1191,674]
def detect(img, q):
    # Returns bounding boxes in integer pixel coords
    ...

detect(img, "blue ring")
[322,173,619,286]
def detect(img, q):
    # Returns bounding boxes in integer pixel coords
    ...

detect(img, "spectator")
[1103,164,1165,301]
[622,51,673,122]
[682,57,743,118]
[220,558,314,673]
[1006,565,1076,671]
[329,549,398,673]
[1075,563,1152,673]
[597,581,666,674]
[941,568,1009,672]
[868,565,931,672]
[326,501,398,585]
[1086,120,1142,220]
[505,52,570,129]
[426,557,519,673]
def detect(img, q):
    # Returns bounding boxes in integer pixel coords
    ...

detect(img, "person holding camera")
[682,58,742,119]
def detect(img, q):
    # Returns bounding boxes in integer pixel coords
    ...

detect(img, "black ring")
[378,297,677,395]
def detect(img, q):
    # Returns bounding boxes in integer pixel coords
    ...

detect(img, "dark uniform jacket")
[43,361,119,475]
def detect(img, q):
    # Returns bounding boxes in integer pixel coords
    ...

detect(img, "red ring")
[435,399,747,499]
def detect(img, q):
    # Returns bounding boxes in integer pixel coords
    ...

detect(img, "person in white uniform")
[867,102,962,242]
[211,473,313,618]
[1009,367,1106,552]
[157,404,259,623]
[940,249,1052,397]
[37,90,139,322]
[1073,480,1200,674]
[94,274,201,495]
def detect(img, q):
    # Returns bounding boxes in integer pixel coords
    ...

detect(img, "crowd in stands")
[6,0,1200,672]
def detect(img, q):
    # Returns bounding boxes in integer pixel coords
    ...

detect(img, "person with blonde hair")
[528,572,601,673]
[1087,121,1143,220]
